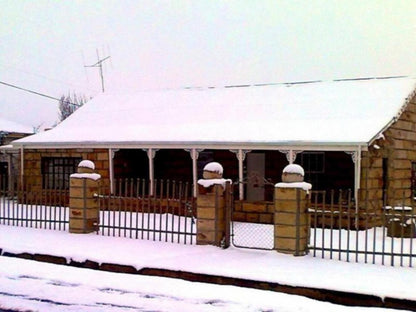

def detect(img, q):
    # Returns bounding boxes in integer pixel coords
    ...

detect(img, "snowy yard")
[0,256,412,312]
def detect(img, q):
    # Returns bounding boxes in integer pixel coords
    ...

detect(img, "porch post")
[146,148,157,196]
[238,150,244,200]
[20,146,24,189]
[108,148,114,194]
[346,149,361,212]
[231,149,249,200]
[190,149,199,197]
[354,148,362,212]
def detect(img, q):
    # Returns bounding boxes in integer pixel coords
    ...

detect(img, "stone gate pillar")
[69,160,101,234]
[196,162,231,247]
[274,164,311,256]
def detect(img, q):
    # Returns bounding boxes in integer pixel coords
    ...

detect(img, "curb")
[1,250,415,311]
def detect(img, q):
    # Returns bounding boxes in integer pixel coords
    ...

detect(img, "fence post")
[274,164,311,256]
[69,160,101,234]
[196,162,230,247]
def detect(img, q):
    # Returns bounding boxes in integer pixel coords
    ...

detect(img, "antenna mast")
[85,49,110,92]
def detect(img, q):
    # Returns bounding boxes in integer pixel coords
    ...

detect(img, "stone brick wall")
[360,93,416,210]
[22,148,110,194]
[232,201,274,224]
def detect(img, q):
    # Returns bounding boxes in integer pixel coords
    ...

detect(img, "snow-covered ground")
[0,256,410,312]
[0,224,415,304]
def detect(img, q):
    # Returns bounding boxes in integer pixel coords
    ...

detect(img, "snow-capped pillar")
[196,162,231,248]
[69,160,101,234]
[274,164,311,256]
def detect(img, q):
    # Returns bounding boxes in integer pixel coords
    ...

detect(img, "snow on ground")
[0,224,415,303]
[0,256,409,312]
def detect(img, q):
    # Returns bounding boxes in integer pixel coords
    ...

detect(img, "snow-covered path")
[0,257,411,312]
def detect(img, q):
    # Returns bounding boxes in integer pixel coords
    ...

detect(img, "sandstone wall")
[360,93,416,210]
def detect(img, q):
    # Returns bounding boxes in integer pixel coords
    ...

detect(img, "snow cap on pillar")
[281,164,304,183]
[203,162,223,179]
[77,160,95,174]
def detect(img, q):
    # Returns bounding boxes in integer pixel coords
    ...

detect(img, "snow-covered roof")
[13,77,416,149]
[0,117,33,134]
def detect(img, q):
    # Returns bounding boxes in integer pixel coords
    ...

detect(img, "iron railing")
[309,190,416,267]
[0,188,69,231]
[97,179,197,244]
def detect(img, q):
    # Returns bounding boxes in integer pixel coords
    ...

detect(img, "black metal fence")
[97,178,197,244]
[0,188,69,231]
[309,190,416,267]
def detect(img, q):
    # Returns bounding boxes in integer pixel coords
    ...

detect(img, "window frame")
[41,157,82,189]
[300,152,325,174]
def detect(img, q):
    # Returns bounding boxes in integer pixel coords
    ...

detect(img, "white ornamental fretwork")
[143,148,159,159]
[345,151,358,163]
[185,148,204,160]
[230,149,251,161]
[110,149,119,159]
[278,150,303,164]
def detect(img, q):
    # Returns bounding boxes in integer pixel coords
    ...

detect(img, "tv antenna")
[85,49,110,92]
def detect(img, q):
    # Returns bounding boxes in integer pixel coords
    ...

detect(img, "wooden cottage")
[10,76,416,225]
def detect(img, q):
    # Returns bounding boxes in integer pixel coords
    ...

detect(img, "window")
[41,157,81,189]
[300,152,325,174]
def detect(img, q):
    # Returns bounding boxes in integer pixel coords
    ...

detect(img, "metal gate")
[230,186,274,250]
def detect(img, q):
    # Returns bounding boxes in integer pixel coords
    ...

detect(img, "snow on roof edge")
[368,80,416,145]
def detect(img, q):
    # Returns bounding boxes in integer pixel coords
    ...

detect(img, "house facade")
[0,118,33,191]
[11,77,416,225]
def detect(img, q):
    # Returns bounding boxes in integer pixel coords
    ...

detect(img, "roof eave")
[12,140,368,152]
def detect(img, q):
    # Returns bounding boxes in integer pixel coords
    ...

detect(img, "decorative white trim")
[279,150,303,163]
[230,149,251,161]
[345,151,358,163]
[144,148,158,159]
[185,148,204,160]
[111,148,119,159]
